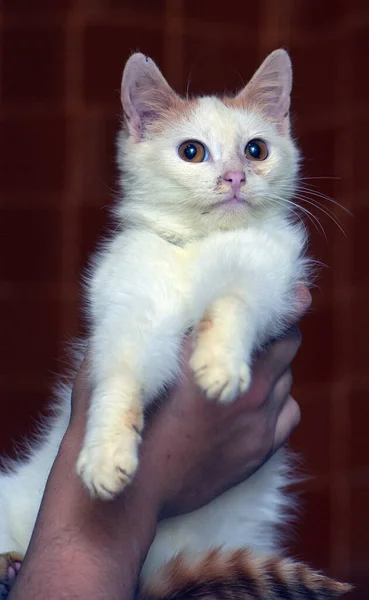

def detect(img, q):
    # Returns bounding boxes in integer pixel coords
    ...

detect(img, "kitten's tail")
[141,548,352,600]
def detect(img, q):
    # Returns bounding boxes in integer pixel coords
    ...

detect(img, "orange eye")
[178,140,208,163]
[244,139,269,161]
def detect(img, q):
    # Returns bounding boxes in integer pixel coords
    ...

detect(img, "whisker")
[299,176,341,181]
[296,185,352,216]
[292,194,347,237]
[270,193,329,237]
[279,180,351,226]
[268,194,327,238]
[186,60,198,99]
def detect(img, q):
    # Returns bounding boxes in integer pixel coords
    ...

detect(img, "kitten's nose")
[223,170,246,190]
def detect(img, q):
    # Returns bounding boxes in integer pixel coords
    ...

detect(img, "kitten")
[0,50,350,598]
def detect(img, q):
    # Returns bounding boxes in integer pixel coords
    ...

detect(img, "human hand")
[137,328,303,519]
[131,284,311,519]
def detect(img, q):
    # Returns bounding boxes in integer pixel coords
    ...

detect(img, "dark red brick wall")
[1,1,368,596]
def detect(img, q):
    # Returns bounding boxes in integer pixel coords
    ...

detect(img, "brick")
[181,37,258,97]
[3,0,71,13]
[350,485,369,571]
[81,116,119,203]
[108,0,165,14]
[185,0,260,25]
[0,208,61,283]
[2,26,65,106]
[352,119,369,194]
[290,40,340,117]
[78,204,111,273]
[352,203,369,286]
[292,0,344,31]
[349,391,369,472]
[1,298,61,378]
[0,390,48,461]
[351,294,369,378]
[291,390,331,477]
[294,302,335,385]
[0,117,66,192]
[290,488,331,570]
[83,24,164,106]
[353,29,369,105]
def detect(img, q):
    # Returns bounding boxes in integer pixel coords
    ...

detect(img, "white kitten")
[75,49,306,503]
[1,51,346,598]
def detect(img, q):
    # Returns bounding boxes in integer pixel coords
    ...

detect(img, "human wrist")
[58,430,159,551]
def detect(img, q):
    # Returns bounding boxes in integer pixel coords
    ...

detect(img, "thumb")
[287,284,312,325]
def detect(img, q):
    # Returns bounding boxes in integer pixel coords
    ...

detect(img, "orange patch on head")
[221,95,280,130]
[221,95,248,110]
[147,97,200,136]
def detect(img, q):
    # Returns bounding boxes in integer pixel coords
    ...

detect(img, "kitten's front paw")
[0,552,23,585]
[76,434,140,500]
[190,345,251,403]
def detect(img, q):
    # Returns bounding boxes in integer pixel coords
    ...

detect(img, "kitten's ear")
[236,49,292,133]
[121,53,178,141]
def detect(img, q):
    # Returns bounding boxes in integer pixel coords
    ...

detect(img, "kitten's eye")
[244,139,269,161]
[178,140,208,163]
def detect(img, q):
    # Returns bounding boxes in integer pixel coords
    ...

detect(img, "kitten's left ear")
[236,49,292,134]
[121,53,179,141]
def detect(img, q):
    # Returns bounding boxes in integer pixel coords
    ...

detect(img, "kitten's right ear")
[121,53,178,141]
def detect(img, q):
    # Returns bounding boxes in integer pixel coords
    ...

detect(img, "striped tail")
[141,548,352,600]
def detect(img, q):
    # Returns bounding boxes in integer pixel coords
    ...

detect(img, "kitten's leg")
[190,294,254,404]
[188,226,306,404]
[76,234,187,500]
[77,304,185,500]
[76,369,144,499]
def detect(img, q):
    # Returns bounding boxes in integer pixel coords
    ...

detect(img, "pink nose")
[223,170,246,190]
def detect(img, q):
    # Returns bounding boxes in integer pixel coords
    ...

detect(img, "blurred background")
[0,0,368,597]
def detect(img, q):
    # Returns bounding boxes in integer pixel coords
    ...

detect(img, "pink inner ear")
[121,53,178,140]
[236,49,292,124]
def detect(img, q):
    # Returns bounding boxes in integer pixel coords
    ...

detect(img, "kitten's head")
[117,50,300,238]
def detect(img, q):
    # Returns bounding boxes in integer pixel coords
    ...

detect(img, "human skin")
[9,287,311,600]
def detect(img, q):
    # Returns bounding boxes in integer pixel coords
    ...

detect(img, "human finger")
[246,331,301,407]
[269,368,293,419]
[287,283,312,325]
[273,395,301,450]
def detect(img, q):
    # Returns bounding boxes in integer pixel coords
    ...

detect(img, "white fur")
[0,52,310,584]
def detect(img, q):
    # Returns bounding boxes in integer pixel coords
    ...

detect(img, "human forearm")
[9,431,158,600]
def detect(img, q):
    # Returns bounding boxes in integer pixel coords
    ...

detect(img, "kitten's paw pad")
[190,349,251,403]
[0,552,23,581]
[76,438,139,500]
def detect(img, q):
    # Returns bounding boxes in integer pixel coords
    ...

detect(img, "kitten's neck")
[118,200,290,247]
[119,203,209,245]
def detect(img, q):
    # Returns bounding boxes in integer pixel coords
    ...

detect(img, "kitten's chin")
[200,200,252,232]
[208,197,250,213]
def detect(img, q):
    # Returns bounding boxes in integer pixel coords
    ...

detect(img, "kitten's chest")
[176,223,299,296]
[181,227,276,265]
